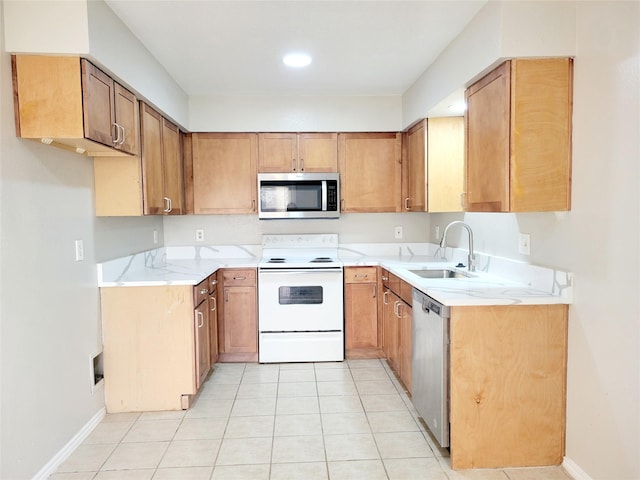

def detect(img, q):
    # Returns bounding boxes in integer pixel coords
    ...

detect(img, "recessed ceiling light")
[283,53,312,68]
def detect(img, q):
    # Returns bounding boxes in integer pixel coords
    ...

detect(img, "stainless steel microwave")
[258,173,340,219]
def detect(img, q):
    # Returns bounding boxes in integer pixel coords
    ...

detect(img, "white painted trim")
[32,408,106,480]
[563,456,593,480]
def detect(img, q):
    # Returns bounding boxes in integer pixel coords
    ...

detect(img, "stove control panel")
[261,234,338,249]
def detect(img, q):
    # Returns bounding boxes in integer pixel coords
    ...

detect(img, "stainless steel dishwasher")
[412,288,450,448]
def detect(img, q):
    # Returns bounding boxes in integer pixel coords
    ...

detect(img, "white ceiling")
[104,0,486,98]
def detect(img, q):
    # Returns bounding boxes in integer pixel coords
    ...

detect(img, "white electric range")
[258,234,344,363]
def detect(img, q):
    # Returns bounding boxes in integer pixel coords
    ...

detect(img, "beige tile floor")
[50,359,573,480]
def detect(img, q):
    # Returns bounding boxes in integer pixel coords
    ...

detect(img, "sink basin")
[409,269,471,279]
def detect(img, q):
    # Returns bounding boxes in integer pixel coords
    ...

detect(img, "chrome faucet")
[440,221,476,272]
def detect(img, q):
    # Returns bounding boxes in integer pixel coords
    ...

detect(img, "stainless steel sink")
[409,269,471,279]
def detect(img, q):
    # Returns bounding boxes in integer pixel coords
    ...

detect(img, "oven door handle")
[259,268,342,274]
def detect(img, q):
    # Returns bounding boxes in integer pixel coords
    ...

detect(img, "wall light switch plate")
[195,229,204,242]
[518,233,531,255]
[153,229,159,244]
[75,239,84,261]
[394,226,403,239]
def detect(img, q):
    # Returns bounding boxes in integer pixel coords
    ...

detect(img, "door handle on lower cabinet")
[196,311,204,328]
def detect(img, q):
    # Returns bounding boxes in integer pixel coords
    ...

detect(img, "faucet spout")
[439,221,476,272]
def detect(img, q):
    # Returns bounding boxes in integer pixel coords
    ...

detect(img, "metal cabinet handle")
[119,124,125,145]
[381,276,389,281]
[292,159,297,172]
[210,297,217,312]
[397,301,404,318]
[341,199,345,211]
[252,199,256,212]
[163,196,172,213]
[372,284,377,299]
[383,291,389,305]
[233,276,246,281]
[354,273,368,279]
[300,158,304,171]
[196,311,204,328]
[210,279,218,286]
[112,123,121,144]
[460,192,466,209]
[405,197,411,211]
[200,288,208,295]
[393,300,399,317]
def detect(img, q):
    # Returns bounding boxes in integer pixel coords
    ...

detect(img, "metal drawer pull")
[381,275,388,281]
[210,297,217,312]
[112,123,121,144]
[383,291,389,305]
[372,284,377,298]
[405,197,410,210]
[300,158,304,171]
[200,288,208,295]
[211,279,218,285]
[354,274,368,279]
[233,276,246,280]
[196,311,204,328]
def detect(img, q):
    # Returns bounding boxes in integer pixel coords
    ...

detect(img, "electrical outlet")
[434,225,440,241]
[394,226,403,239]
[74,240,84,262]
[518,233,531,255]
[195,229,204,242]
[153,229,159,244]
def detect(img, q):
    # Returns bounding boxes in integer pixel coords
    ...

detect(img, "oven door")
[258,268,344,332]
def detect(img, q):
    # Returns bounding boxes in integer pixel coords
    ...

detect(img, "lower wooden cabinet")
[218,268,258,362]
[381,271,412,393]
[345,267,382,358]
[449,304,568,469]
[194,294,211,389]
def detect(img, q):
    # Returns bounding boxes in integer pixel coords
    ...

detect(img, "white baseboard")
[32,407,106,480]
[563,456,593,480]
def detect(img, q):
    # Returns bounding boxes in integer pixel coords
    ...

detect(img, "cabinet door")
[465,62,511,212]
[298,133,338,172]
[162,118,184,215]
[223,286,257,353]
[398,301,412,393]
[382,290,399,372]
[113,83,139,155]
[209,293,219,364]
[81,59,115,148]
[194,301,210,390]
[192,133,258,214]
[258,133,297,172]
[345,282,378,350]
[404,121,427,212]
[338,133,402,212]
[140,103,165,215]
[427,117,464,212]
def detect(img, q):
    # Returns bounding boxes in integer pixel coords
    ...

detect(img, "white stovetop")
[97,243,573,307]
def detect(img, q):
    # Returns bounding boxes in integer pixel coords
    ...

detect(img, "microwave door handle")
[322,180,327,211]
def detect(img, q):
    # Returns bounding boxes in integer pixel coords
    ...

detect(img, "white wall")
[0,1,163,478]
[189,95,403,132]
[426,3,640,479]
[86,0,189,128]
[3,0,90,54]
[163,213,429,246]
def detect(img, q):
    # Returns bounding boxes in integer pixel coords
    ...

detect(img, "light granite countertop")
[97,243,573,306]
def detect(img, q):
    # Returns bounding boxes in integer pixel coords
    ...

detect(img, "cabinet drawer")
[208,272,218,294]
[193,278,209,307]
[400,279,413,305]
[387,272,401,295]
[222,268,256,287]
[345,267,377,284]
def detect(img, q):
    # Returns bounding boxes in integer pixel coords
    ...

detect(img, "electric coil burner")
[258,234,344,363]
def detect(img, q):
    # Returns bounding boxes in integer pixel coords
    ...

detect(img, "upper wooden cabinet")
[12,55,139,157]
[188,133,258,215]
[140,103,184,215]
[403,121,427,212]
[428,117,464,212]
[258,133,338,172]
[465,58,573,212]
[338,132,402,212]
